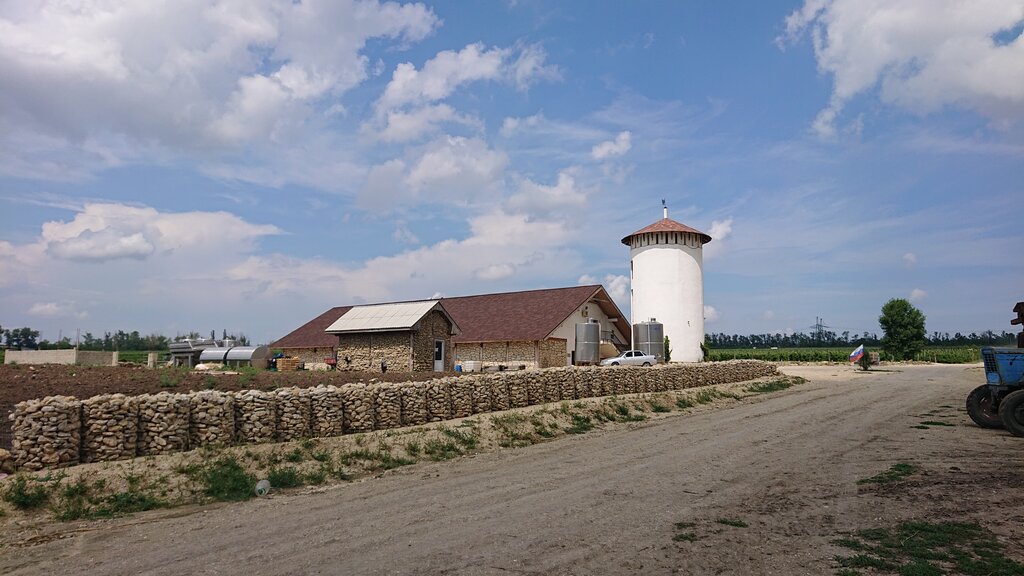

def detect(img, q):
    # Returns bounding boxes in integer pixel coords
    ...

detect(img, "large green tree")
[879,299,927,360]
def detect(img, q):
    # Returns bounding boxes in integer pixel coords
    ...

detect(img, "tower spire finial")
[661,198,667,219]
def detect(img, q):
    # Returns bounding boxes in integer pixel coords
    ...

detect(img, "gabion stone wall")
[9,396,81,470]
[81,394,138,463]
[234,390,277,444]
[138,392,190,455]
[189,391,235,448]
[275,387,312,442]
[7,360,778,470]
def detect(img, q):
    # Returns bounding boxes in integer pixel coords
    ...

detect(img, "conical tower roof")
[621,217,712,245]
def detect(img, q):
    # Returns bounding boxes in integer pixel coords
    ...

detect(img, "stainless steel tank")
[575,321,601,364]
[632,319,665,361]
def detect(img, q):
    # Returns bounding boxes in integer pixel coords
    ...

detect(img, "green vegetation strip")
[833,521,1024,576]
[857,463,916,485]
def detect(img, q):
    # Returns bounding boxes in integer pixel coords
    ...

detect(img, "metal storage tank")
[199,346,270,369]
[574,321,601,365]
[632,319,665,361]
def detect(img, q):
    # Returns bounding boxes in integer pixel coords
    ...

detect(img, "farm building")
[327,300,460,372]
[270,284,630,372]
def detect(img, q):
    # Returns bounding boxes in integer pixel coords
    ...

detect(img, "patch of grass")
[649,401,671,413]
[672,532,699,542]
[565,413,595,434]
[746,378,795,394]
[267,466,303,489]
[832,521,1023,576]
[194,456,255,502]
[422,438,464,461]
[310,450,332,463]
[339,448,414,470]
[857,463,916,485]
[716,518,748,528]
[2,475,50,510]
[301,438,317,450]
[530,415,558,438]
[674,521,696,529]
[491,413,535,448]
[919,421,954,427]
[911,425,931,429]
[404,440,421,457]
[675,397,695,409]
[609,403,646,422]
[90,490,165,519]
[440,426,479,450]
[285,448,305,463]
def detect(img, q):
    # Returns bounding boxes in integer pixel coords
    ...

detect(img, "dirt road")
[2,364,1021,575]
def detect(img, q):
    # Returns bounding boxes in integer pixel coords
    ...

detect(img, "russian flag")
[849,345,865,363]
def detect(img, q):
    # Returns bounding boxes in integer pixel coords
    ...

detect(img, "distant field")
[706,346,982,364]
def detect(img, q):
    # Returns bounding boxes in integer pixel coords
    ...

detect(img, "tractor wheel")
[642,362,651,367]
[998,389,1024,437]
[966,385,1003,429]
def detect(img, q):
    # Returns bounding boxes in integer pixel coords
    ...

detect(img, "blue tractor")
[966,302,1024,436]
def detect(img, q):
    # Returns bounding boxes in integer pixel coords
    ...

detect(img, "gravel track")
[2,364,1021,575]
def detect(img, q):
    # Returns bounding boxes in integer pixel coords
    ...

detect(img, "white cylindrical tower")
[623,208,711,362]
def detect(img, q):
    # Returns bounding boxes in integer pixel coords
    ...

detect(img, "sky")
[1,0,1022,345]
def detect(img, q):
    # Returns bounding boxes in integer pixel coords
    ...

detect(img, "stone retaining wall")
[6,361,777,470]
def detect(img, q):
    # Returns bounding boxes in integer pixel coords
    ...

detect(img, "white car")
[600,350,658,366]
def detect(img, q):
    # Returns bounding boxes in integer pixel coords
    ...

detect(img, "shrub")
[2,475,50,510]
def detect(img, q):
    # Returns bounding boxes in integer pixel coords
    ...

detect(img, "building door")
[433,340,445,372]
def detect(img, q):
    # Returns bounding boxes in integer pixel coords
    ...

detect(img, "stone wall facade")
[280,347,336,366]
[538,338,568,368]
[336,332,411,372]
[411,310,454,372]
[6,360,778,470]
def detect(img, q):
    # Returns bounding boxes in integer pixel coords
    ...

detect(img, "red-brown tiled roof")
[442,285,629,343]
[271,306,351,349]
[621,217,711,245]
[271,285,631,349]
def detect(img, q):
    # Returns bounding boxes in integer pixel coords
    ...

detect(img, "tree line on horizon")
[0,326,250,351]
[705,329,1016,349]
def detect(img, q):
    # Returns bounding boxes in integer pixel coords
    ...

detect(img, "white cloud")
[511,43,561,91]
[762,310,776,320]
[475,263,516,280]
[377,43,509,111]
[910,288,928,302]
[360,136,508,210]
[781,0,1024,136]
[506,170,587,217]
[604,274,630,301]
[903,252,917,267]
[591,131,632,160]
[224,208,576,304]
[702,218,734,260]
[39,203,280,263]
[28,302,88,320]
[392,223,419,245]
[704,305,719,322]
[376,104,480,143]
[0,0,440,178]
[577,274,597,285]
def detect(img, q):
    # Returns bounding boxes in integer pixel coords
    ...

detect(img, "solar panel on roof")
[325,300,440,333]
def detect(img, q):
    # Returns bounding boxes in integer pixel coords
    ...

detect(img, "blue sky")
[1,0,1022,345]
